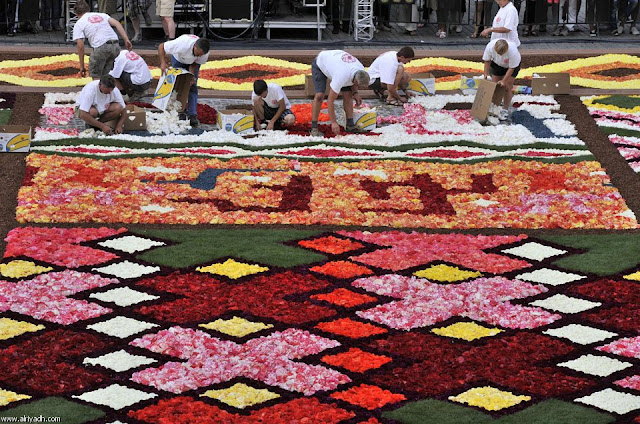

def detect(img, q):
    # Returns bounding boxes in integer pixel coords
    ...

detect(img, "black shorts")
[262,106,294,129]
[369,78,383,91]
[311,58,352,94]
[120,71,151,94]
[490,61,520,78]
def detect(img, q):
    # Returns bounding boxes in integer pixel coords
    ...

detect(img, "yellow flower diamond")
[0,388,31,406]
[414,264,481,282]
[623,271,640,281]
[432,322,503,341]
[200,316,273,337]
[449,386,531,411]
[201,383,280,409]
[0,260,53,279]
[196,259,268,279]
[0,318,45,340]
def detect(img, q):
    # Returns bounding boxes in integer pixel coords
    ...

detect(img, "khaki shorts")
[156,0,175,17]
[89,41,120,78]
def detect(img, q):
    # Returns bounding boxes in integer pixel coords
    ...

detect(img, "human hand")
[125,40,133,50]
[497,80,505,87]
[480,28,490,37]
[79,67,87,77]
[101,124,113,135]
[115,124,124,134]
[160,62,168,75]
[266,121,275,130]
[353,93,363,106]
[331,122,340,135]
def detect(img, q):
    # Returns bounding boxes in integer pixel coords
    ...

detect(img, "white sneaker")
[632,26,640,35]
[498,109,509,121]
[439,31,447,39]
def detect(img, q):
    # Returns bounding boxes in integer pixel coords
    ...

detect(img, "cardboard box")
[0,126,31,152]
[305,74,330,97]
[460,73,483,95]
[531,73,570,95]
[152,67,194,112]
[353,109,377,131]
[406,72,436,96]
[104,105,147,132]
[471,79,505,122]
[217,109,254,134]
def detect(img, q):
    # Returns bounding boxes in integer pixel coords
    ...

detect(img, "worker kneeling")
[75,75,126,135]
[252,79,296,131]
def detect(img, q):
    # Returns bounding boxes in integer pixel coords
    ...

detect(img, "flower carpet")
[1,53,639,90]
[1,227,640,423]
[584,95,640,172]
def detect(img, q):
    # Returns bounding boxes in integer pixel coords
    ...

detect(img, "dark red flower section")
[286,123,378,139]
[0,330,112,395]
[129,396,355,423]
[135,270,336,325]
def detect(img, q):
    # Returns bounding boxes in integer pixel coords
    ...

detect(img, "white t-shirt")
[368,51,400,86]
[491,2,520,47]
[251,83,291,109]
[75,80,126,114]
[482,40,521,69]
[109,50,152,85]
[316,50,365,94]
[72,13,118,48]
[164,34,210,65]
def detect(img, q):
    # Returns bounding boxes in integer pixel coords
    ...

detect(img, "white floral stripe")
[31,144,591,160]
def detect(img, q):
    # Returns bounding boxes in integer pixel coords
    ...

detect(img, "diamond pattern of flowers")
[321,348,392,373]
[196,259,269,279]
[201,383,280,409]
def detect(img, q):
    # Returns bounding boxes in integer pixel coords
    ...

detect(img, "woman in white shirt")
[482,39,521,121]
[480,0,520,47]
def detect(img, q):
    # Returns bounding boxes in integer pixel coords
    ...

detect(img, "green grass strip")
[592,95,640,110]
[538,233,640,276]
[599,126,640,139]
[131,228,327,268]
[0,397,105,424]
[0,109,11,125]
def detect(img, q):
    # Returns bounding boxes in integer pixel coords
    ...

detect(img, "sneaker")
[632,26,640,35]
[345,125,363,133]
[189,115,199,127]
[498,109,509,121]
[552,26,563,36]
[131,34,142,43]
[310,128,323,137]
[435,30,443,37]
[560,27,569,36]
[455,25,462,33]
[439,31,447,39]
[589,29,597,36]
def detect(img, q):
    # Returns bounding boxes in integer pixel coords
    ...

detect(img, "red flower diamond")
[322,348,392,373]
[299,236,365,255]
[316,318,387,338]
[330,384,406,410]
[310,261,374,279]
[312,288,378,308]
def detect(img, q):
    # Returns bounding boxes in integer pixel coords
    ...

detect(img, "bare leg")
[99,102,124,122]
[312,93,324,123]
[342,91,354,121]
[253,97,265,130]
[283,114,296,127]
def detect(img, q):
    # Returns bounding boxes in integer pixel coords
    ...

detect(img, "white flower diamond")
[501,242,567,261]
[138,166,180,174]
[575,389,640,414]
[73,384,156,410]
[558,354,632,377]
[84,349,157,372]
[98,236,165,254]
[87,316,158,338]
[473,199,499,207]
[515,268,585,286]
[141,204,175,213]
[530,294,601,314]
[92,261,160,279]
[90,287,159,307]
[543,324,617,345]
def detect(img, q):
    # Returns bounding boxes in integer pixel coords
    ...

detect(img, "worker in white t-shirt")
[367,46,415,106]
[72,0,132,79]
[482,39,521,122]
[158,34,211,127]
[310,50,370,136]
[109,50,152,102]
[480,0,520,47]
[252,80,296,131]
[75,75,127,135]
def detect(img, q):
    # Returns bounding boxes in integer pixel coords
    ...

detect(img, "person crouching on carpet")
[75,75,127,135]
[482,39,521,122]
[109,50,152,102]
[252,80,296,131]
[367,46,415,106]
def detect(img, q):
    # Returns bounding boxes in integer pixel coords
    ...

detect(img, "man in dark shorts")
[252,80,296,131]
[482,39,521,121]
[109,50,152,102]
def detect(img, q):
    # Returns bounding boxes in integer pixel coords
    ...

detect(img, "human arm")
[76,39,86,76]
[352,85,363,106]
[387,66,407,102]
[109,54,125,79]
[497,68,515,85]
[189,63,198,85]
[108,17,132,50]
[327,89,340,134]
[157,43,168,75]
[481,26,512,37]
[267,98,286,130]
[484,61,491,80]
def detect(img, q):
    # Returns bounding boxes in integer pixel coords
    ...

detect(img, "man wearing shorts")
[109,50,152,102]
[310,50,370,136]
[482,39,521,121]
[252,79,296,131]
[156,0,176,40]
[73,0,132,78]
[75,75,127,135]
[367,46,415,106]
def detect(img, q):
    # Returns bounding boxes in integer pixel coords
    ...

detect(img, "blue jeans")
[171,56,200,118]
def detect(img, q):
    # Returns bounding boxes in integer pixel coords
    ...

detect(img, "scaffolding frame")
[353,0,373,41]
